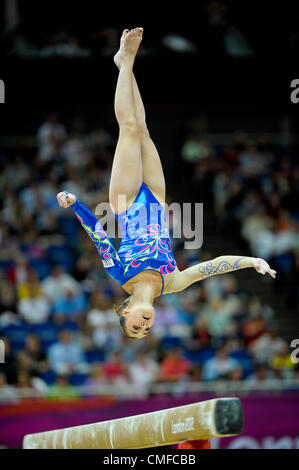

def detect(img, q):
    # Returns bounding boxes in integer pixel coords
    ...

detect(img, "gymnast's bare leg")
[113,29,166,206]
[109,28,144,214]
[57,29,145,212]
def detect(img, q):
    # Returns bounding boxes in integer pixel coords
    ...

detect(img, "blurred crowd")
[0,112,298,403]
[2,1,299,60]
[181,127,299,309]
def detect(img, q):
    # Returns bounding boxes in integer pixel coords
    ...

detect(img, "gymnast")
[57,27,276,339]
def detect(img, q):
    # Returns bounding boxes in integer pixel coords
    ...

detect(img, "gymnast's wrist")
[70,197,79,209]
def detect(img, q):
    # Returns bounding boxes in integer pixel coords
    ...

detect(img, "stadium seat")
[0,260,13,271]
[184,348,215,363]
[1,324,29,351]
[58,321,79,331]
[161,336,183,349]
[58,216,79,238]
[30,322,59,350]
[231,349,254,378]
[40,370,56,385]
[85,350,106,363]
[47,245,74,270]
[69,372,88,386]
[28,258,51,280]
[196,348,215,363]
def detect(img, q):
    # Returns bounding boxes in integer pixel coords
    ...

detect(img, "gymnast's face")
[122,304,154,339]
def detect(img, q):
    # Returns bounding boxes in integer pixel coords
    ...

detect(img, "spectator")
[181,136,212,163]
[18,283,50,324]
[47,374,80,400]
[0,373,18,402]
[17,271,43,301]
[128,352,159,393]
[151,297,180,338]
[19,334,49,377]
[40,32,92,59]
[15,370,41,398]
[158,348,191,383]
[92,321,122,352]
[249,330,287,364]
[102,351,128,385]
[6,254,32,286]
[247,363,276,385]
[37,112,66,162]
[242,298,268,348]
[52,288,87,324]
[86,301,122,351]
[0,338,17,384]
[61,131,91,169]
[0,280,17,314]
[189,365,203,383]
[84,364,108,390]
[202,344,241,381]
[42,266,81,303]
[197,297,239,344]
[19,181,58,220]
[227,366,244,381]
[48,329,87,375]
[271,343,296,379]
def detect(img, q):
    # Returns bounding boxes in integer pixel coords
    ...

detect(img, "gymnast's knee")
[119,118,140,138]
[138,123,150,138]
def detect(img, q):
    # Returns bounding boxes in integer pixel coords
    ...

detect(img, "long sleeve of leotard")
[71,199,125,285]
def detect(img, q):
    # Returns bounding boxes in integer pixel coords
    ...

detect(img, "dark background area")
[1,1,299,110]
[0,1,299,450]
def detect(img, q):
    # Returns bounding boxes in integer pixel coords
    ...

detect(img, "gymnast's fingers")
[56,192,69,208]
[268,268,277,279]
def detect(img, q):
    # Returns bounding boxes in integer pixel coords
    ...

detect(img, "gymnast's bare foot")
[114,29,128,68]
[114,27,143,68]
[57,191,77,208]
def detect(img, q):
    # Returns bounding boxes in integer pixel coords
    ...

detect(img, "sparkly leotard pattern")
[71,183,176,294]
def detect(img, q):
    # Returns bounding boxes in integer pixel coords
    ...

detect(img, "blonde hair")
[113,297,137,338]
[113,296,131,317]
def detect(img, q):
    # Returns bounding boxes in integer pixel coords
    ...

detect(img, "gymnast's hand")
[251,258,276,279]
[57,191,77,208]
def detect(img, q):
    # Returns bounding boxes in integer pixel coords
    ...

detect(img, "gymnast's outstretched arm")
[56,192,124,284]
[167,255,276,293]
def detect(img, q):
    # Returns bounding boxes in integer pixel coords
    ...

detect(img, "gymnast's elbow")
[166,273,195,293]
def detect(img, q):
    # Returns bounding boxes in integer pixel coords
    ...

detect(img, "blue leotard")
[70,183,176,295]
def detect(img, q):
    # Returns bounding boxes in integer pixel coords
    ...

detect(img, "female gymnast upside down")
[57,27,276,339]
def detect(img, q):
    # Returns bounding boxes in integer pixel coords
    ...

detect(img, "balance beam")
[22,397,244,449]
